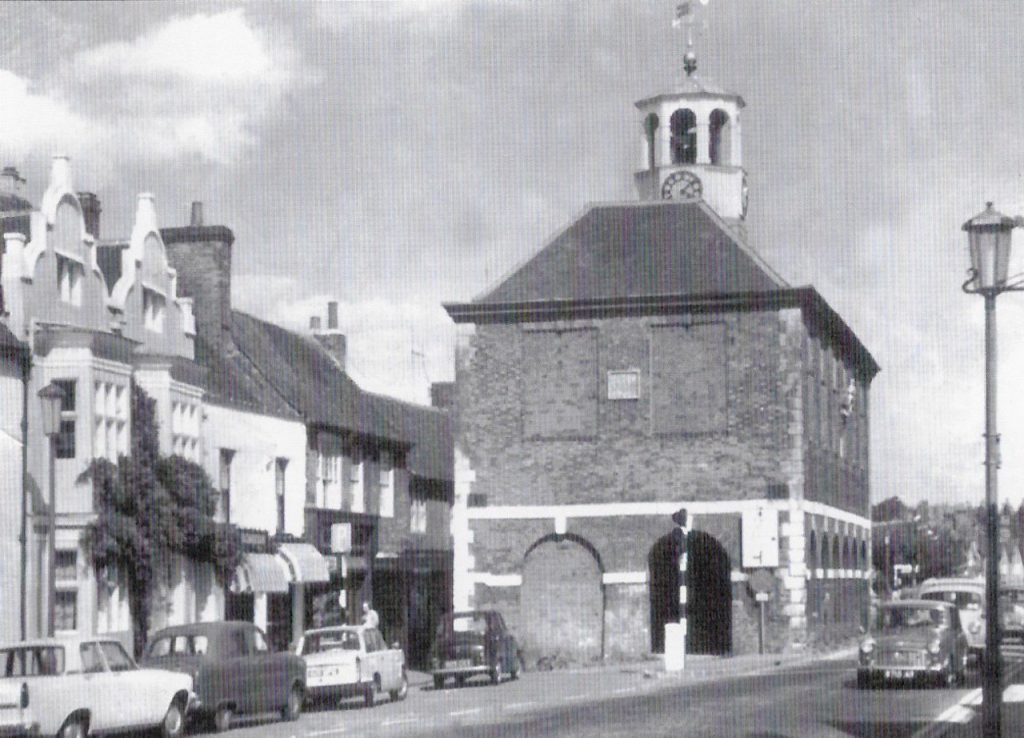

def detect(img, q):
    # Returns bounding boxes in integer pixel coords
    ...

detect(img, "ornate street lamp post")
[37,382,64,638]
[962,202,1023,737]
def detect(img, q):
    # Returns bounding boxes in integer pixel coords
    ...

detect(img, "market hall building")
[443,49,879,663]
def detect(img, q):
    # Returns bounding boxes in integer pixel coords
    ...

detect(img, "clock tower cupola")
[634,4,747,223]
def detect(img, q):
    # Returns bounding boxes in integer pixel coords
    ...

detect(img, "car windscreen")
[302,631,360,655]
[1,646,65,676]
[99,642,136,672]
[879,607,944,630]
[446,615,487,636]
[921,590,983,611]
[147,634,209,658]
[1001,589,1024,605]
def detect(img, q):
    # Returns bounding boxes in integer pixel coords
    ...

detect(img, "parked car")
[295,625,407,707]
[141,621,305,732]
[429,610,521,689]
[0,672,35,737]
[1000,584,1024,643]
[857,600,969,689]
[918,577,986,658]
[1,635,193,737]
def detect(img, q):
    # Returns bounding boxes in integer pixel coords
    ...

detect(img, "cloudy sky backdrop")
[4,0,1024,508]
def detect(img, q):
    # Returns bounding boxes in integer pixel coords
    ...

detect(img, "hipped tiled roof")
[475,202,782,304]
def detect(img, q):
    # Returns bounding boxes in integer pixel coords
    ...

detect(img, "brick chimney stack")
[161,201,236,351]
[310,316,322,330]
[312,300,346,371]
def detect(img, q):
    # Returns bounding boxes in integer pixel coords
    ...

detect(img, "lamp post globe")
[37,383,64,437]
[962,202,1016,293]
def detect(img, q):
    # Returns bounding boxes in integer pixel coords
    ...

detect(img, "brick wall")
[457,311,796,509]
[162,226,234,352]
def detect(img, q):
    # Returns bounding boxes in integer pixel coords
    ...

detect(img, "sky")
[4,0,1024,509]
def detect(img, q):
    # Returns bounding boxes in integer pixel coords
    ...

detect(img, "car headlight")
[928,639,942,655]
[860,639,874,654]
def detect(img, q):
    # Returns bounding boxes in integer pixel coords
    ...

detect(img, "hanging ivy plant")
[80,383,240,657]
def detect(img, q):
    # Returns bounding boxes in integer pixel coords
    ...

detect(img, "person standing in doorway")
[362,601,379,628]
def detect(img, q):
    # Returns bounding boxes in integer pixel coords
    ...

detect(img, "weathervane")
[672,1,709,77]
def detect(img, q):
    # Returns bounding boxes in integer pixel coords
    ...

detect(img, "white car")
[0,636,194,738]
[0,676,35,737]
[296,626,407,707]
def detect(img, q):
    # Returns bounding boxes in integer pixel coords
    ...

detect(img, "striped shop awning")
[232,553,290,594]
[276,542,331,584]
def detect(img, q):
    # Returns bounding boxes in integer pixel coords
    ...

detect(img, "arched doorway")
[648,529,732,655]
[521,535,603,664]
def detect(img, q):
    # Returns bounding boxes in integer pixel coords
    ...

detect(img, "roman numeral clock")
[660,170,703,202]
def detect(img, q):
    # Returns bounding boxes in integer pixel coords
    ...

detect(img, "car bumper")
[859,662,946,681]
[307,681,370,700]
[432,665,492,678]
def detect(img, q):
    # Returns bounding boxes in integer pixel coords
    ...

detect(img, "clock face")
[661,171,702,202]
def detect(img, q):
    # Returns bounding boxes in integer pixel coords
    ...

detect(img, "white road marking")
[306,728,347,737]
[612,687,634,694]
[505,701,538,709]
[450,707,482,717]
[380,718,418,726]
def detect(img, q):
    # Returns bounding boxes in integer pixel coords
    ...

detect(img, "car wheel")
[856,671,869,690]
[212,704,233,733]
[433,674,444,690]
[490,664,501,685]
[159,699,186,738]
[390,670,409,702]
[364,678,379,708]
[455,675,466,688]
[59,717,87,738]
[281,683,303,721]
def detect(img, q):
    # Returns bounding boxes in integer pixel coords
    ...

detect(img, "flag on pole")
[671,2,693,28]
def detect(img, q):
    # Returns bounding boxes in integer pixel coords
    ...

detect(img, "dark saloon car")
[857,600,969,689]
[141,621,305,732]
[429,610,521,689]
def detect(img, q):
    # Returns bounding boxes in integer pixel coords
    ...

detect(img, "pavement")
[406,643,859,694]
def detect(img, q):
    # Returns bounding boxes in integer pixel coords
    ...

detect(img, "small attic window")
[709,109,731,165]
[670,108,697,164]
[143,287,166,332]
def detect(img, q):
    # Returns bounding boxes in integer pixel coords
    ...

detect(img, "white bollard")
[664,621,686,672]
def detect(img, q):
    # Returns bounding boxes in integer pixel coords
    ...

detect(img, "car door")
[370,629,397,690]
[490,613,510,673]
[79,641,119,731]
[100,641,153,728]
[218,626,257,714]
[250,626,285,711]
[364,629,384,687]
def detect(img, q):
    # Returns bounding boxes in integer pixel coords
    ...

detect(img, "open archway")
[648,528,732,655]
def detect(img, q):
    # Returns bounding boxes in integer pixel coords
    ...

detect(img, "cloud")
[74,10,280,86]
[232,275,455,405]
[0,9,301,173]
[0,70,96,156]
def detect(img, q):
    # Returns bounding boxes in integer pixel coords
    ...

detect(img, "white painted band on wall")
[467,498,869,530]
[470,573,522,587]
[730,570,749,582]
[679,586,687,605]
[554,515,567,535]
[602,571,648,584]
